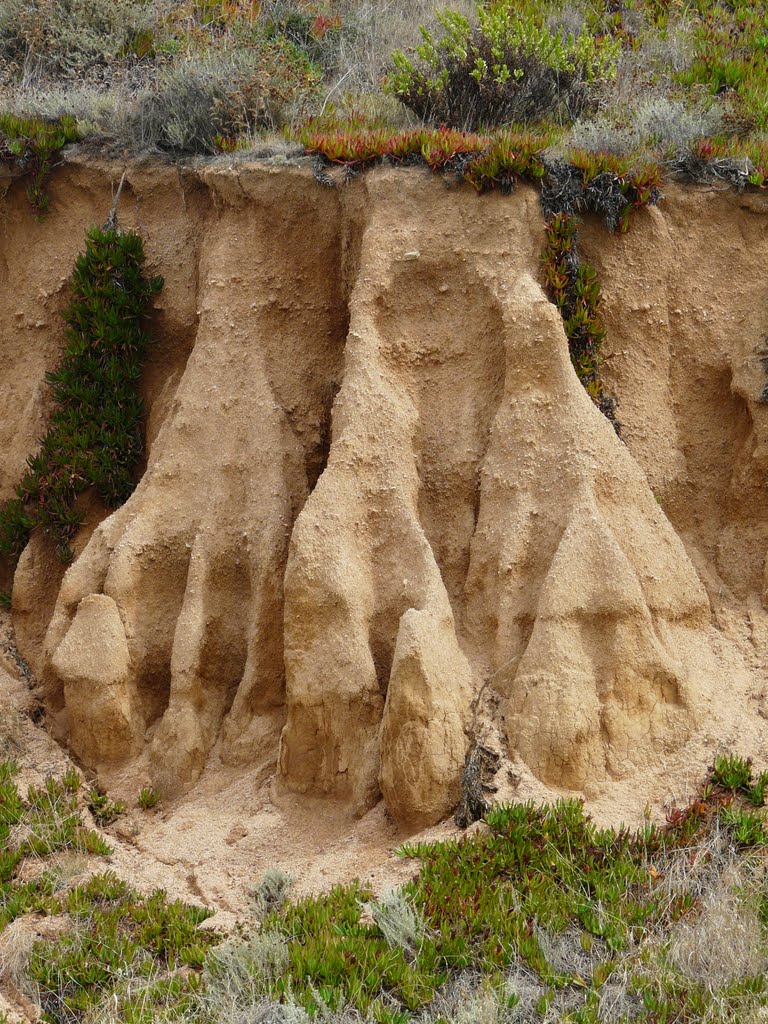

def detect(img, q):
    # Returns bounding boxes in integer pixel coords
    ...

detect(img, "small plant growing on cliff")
[87,788,126,827]
[541,210,618,428]
[710,754,768,808]
[138,785,160,810]
[0,113,79,214]
[0,221,162,566]
[251,867,294,919]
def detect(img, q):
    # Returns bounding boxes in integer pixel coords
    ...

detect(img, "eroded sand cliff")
[2,152,768,856]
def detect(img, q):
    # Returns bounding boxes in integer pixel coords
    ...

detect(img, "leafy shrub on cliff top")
[0,0,150,79]
[387,3,620,130]
[0,225,162,566]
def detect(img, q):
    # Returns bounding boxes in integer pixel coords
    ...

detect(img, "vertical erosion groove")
[376,259,505,622]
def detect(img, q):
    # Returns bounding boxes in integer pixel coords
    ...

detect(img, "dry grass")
[667,871,767,988]
[0,697,24,761]
[328,0,476,95]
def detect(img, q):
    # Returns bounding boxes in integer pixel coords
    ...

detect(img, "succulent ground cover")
[208,755,768,1023]
[0,759,219,1024]
[1,755,767,1023]
[0,759,218,1023]
[0,114,79,213]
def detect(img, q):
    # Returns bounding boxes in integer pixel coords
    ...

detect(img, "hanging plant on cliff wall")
[541,211,619,431]
[0,114,80,215]
[0,207,163,568]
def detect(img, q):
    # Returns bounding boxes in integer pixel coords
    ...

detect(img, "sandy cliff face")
[2,154,767,831]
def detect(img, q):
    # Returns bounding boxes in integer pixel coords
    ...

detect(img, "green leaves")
[0,226,162,568]
[710,753,768,810]
[0,114,79,214]
[387,1,620,128]
[87,789,126,827]
[541,211,617,427]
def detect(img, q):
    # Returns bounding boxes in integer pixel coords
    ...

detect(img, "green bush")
[387,3,620,129]
[0,225,162,565]
[0,0,150,79]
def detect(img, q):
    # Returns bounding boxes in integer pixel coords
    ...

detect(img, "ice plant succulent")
[541,211,618,429]
[0,114,79,214]
[0,225,162,566]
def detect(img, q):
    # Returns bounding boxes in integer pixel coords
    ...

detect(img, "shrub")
[251,867,294,918]
[0,0,151,81]
[201,931,291,1016]
[367,891,425,955]
[633,96,722,154]
[117,43,321,153]
[567,116,642,157]
[0,224,162,565]
[387,3,620,129]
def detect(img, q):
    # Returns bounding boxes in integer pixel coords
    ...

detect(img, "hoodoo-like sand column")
[36,165,352,795]
[280,174,713,818]
[2,158,766,830]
